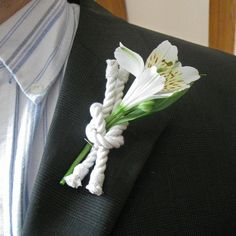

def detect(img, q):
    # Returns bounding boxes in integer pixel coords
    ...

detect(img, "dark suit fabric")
[22,0,236,235]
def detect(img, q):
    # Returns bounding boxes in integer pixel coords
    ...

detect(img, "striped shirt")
[0,1,80,235]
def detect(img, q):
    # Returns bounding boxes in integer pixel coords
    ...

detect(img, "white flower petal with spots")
[145,40,178,70]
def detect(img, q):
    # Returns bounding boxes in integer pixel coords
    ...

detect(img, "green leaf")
[114,109,147,125]
[151,89,189,113]
[107,89,189,127]
[113,89,189,126]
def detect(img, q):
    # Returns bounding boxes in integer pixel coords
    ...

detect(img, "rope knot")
[86,103,125,150]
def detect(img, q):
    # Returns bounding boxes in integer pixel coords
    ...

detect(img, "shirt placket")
[0,67,19,236]
[11,98,41,236]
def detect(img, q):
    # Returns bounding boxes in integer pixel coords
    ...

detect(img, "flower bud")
[137,100,155,113]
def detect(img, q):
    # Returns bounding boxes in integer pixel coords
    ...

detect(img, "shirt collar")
[0,0,79,104]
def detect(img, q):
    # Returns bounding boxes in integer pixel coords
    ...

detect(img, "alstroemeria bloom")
[114,41,200,106]
[118,66,165,108]
[145,41,200,97]
[114,44,165,108]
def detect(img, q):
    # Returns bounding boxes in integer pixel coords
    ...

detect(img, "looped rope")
[64,59,129,195]
[86,103,125,149]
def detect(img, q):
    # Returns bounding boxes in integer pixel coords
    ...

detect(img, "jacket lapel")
[23,1,170,235]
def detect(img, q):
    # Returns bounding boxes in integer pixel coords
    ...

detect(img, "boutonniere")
[60,40,202,195]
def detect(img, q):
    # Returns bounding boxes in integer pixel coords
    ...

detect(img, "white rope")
[64,60,129,195]
[112,68,129,111]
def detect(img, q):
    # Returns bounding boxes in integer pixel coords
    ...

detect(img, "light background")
[126,0,209,47]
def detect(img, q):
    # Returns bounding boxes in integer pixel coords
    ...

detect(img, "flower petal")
[122,66,158,104]
[145,40,178,68]
[114,43,144,77]
[122,66,165,108]
[157,40,178,62]
[154,84,190,99]
[181,66,200,84]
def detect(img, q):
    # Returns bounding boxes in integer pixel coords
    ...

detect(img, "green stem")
[106,114,123,130]
[60,143,92,185]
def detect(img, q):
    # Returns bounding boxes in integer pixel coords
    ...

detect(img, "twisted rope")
[64,60,129,195]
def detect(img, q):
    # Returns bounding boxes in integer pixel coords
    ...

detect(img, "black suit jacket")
[23,0,236,235]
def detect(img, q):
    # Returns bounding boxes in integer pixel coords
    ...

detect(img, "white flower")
[120,66,165,108]
[145,40,200,97]
[114,42,145,77]
[115,43,165,108]
[114,41,200,105]
[145,40,178,72]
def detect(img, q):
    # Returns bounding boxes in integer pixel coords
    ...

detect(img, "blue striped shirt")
[0,1,79,235]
